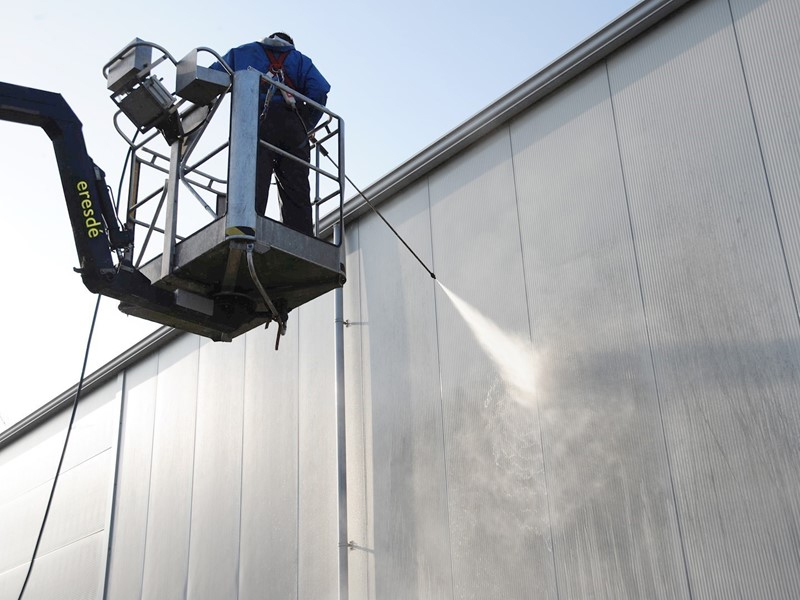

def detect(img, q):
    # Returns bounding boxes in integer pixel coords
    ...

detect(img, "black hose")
[16,294,102,600]
[317,145,436,280]
[17,141,131,598]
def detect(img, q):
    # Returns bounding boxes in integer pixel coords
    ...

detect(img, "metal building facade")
[2,0,800,597]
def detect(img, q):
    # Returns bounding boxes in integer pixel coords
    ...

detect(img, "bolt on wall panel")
[428,128,557,600]
[355,180,453,600]
[106,354,159,600]
[297,294,339,600]
[607,0,800,597]
[731,0,800,331]
[140,334,201,599]
[187,335,247,600]
[509,65,690,599]
[342,222,375,600]
[239,326,300,600]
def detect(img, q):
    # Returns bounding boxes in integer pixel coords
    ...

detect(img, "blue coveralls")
[212,39,330,235]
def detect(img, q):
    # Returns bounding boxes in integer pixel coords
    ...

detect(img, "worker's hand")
[307,132,329,156]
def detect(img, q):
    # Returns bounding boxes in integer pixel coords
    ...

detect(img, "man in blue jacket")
[212,33,330,236]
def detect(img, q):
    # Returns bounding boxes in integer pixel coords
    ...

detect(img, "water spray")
[438,282,539,401]
[315,142,436,280]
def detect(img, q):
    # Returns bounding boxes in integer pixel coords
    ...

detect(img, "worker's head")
[268,32,294,45]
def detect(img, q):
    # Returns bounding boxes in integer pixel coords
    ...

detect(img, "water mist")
[437,281,538,404]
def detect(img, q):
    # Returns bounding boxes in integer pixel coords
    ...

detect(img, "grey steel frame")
[245,67,346,239]
[115,48,349,599]
[111,45,347,284]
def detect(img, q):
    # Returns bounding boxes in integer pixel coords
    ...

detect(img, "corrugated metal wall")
[346,0,800,596]
[607,0,800,596]
[103,304,340,600]
[0,380,120,600]
[2,0,799,598]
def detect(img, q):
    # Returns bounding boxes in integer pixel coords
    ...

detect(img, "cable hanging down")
[16,140,137,600]
[16,295,102,600]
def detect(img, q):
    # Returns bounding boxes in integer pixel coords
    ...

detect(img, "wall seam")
[506,121,561,600]
[100,372,127,600]
[604,58,695,599]
[295,316,301,600]
[235,338,247,600]
[725,0,800,330]
[427,176,457,600]
[138,349,161,598]
[354,221,373,598]
[184,340,202,600]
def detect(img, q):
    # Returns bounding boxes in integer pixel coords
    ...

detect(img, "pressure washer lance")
[314,139,436,280]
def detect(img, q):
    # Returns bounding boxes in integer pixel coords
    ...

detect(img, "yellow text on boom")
[76,180,103,238]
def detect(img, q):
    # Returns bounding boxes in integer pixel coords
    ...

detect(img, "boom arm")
[0,82,131,291]
[0,69,346,343]
[0,80,179,318]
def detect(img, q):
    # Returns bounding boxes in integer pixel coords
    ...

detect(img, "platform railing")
[107,41,345,280]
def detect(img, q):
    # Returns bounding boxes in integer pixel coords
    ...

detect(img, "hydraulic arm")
[0,81,171,305]
[0,47,346,344]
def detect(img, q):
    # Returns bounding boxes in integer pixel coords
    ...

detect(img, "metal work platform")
[123,216,345,340]
[102,40,346,343]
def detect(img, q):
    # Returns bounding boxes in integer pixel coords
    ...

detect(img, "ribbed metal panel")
[730,0,800,327]
[105,354,159,600]
[36,449,111,557]
[0,378,117,599]
[297,295,338,599]
[429,128,557,599]
[0,328,180,452]
[0,381,116,507]
[239,326,300,599]
[59,383,118,473]
[0,417,63,507]
[187,336,246,599]
[356,181,452,599]
[341,222,373,599]
[0,561,26,600]
[0,449,111,580]
[320,0,699,235]
[608,0,800,597]
[140,334,200,599]
[0,418,66,578]
[0,477,48,577]
[6,3,800,600]
[509,64,690,599]
[0,532,105,600]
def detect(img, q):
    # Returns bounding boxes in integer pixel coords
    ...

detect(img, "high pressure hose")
[16,295,101,600]
[314,142,436,280]
[16,140,136,599]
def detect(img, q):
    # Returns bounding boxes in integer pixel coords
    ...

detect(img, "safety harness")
[261,47,297,109]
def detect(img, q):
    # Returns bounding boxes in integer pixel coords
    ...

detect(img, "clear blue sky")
[0,0,637,428]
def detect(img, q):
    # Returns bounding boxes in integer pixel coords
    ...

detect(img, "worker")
[211,33,330,236]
